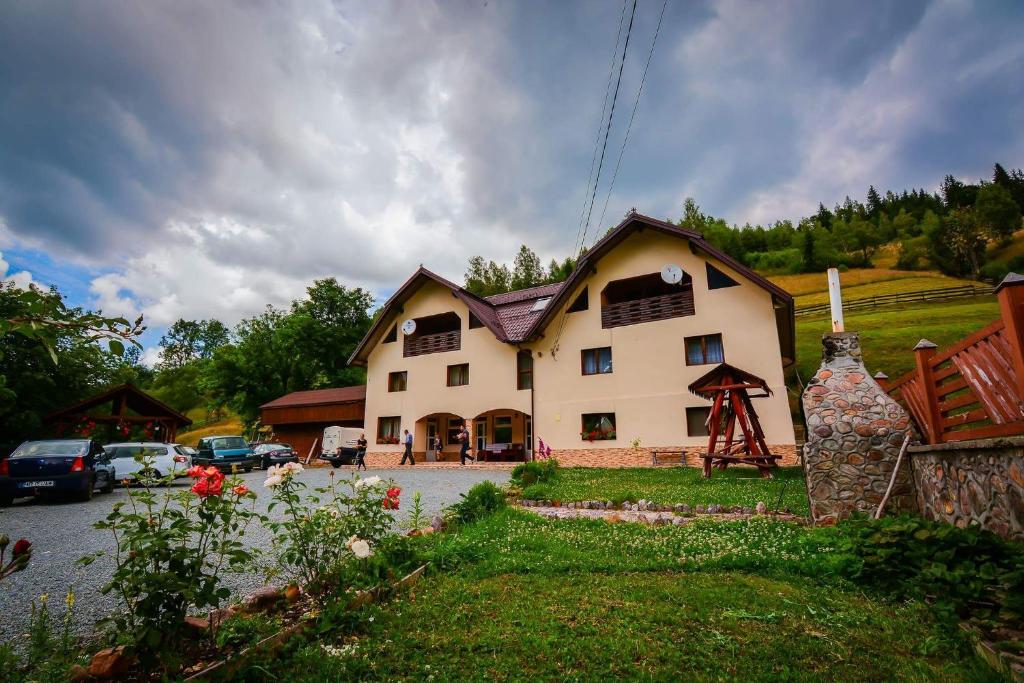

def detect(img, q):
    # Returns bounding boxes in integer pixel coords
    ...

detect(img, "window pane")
[599,347,613,373]
[685,338,704,365]
[686,407,711,436]
[582,351,597,375]
[705,335,724,363]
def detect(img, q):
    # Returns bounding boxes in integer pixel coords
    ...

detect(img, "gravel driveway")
[0,466,508,647]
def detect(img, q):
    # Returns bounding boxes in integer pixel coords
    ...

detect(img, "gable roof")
[688,363,772,399]
[45,383,193,426]
[260,385,366,409]
[347,212,796,367]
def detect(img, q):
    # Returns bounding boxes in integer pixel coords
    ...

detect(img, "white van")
[319,426,364,467]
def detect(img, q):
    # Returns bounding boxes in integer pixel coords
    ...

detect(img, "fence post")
[913,339,942,443]
[996,273,1024,401]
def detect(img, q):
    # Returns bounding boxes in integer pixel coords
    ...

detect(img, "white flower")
[264,474,284,488]
[283,461,304,473]
[345,535,358,550]
[355,476,381,489]
[350,539,372,559]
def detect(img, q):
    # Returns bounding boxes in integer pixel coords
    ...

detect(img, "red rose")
[12,539,31,557]
[387,487,401,498]
[187,465,204,478]
[232,484,250,496]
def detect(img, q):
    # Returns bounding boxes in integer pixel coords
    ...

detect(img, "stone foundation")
[802,332,916,524]
[909,437,1024,541]
[362,445,799,469]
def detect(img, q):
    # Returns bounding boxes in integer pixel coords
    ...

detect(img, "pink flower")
[232,484,250,496]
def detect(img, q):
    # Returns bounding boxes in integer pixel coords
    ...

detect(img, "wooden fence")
[796,284,995,318]
[883,276,1024,444]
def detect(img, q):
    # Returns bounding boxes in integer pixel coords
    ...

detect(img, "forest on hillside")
[463,162,1024,296]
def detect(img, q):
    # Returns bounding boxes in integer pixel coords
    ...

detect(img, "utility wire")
[571,0,629,260]
[576,0,638,257]
[594,0,669,243]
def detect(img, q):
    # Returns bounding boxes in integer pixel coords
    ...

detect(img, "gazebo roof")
[45,383,193,426]
[687,363,772,400]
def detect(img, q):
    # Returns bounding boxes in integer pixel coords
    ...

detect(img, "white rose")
[284,461,304,473]
[264,474,284,488]
[350,539,372,559]
[345,535,358,550]
[355,475,381,489]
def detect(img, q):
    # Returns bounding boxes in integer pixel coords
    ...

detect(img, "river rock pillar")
[802,332,916,523]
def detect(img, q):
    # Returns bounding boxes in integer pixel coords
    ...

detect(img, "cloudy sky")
[1,0,1022,356]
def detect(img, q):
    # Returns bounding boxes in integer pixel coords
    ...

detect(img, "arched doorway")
[414,412,466,462]
[469,409,531,462]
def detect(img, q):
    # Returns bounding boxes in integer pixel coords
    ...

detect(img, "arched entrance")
[414,412,466,462]
[470,409,531,462]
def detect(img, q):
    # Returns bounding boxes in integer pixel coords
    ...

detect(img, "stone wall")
[909,438,1024,541]
[362,445,799,469]
[802,332,917,524]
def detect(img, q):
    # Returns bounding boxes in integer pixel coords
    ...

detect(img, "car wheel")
[0,494,12,507]
[77,479,95,502]
[100,472,114,494]
[331,460,341,468]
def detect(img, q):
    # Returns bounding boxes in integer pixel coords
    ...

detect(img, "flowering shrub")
[265,468,401,593]
[580,429,615,441]
[376,435,400,445]
[0,535,31,581]
[536,438,553,459]
[80,459,260,666]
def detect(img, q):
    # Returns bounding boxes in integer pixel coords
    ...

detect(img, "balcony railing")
[403,330,461,357]
[601,289,695,329]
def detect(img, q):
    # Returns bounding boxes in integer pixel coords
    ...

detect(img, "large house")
[348,212,797,467]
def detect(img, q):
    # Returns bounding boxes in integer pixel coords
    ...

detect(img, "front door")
[525,416,533,457]
[475,418,487,453]
[426,420,438,461]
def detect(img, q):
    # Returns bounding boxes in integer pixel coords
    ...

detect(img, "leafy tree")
[975,183,1022,241]
[158,319,230,369]
[892,208,918,238]
[993,163,1024,213]
[289,278,374,387]
[926,208,988,278]
[546,257,576,284]
[510,246,546,291]
[941,174,979,209]
[464,256,512,296]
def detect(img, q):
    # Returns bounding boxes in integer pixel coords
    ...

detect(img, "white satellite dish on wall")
[661,264,684,285]
[401,319,417,335]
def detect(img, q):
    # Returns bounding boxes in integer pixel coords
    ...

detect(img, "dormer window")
[530,297,552,313]
[601,272,694,328]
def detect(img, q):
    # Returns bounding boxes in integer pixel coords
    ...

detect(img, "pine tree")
[866,185,883,219]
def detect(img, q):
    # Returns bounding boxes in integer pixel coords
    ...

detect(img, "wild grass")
[175,414,245,447]
[521,466,808,515]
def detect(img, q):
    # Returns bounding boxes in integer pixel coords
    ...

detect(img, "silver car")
[103,442,192,484]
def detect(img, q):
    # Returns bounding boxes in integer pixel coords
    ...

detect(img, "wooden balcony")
[403,330,461,358]
[601,289,695,329]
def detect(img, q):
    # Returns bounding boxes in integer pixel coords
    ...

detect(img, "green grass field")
[794,296,1000,382]
[246,510,997,682]
[521,466,808,515]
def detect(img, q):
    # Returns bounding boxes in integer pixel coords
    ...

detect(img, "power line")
[594,0,669,243]
[571,0,629,260]
[576,0,638,258]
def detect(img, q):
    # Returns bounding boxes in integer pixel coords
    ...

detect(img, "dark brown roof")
[261,385,366,409]
[347,212,796,366]
[45,383,193,426]
[688,363,772,399]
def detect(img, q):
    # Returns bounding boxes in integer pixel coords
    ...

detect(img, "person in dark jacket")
[355,433,368,471]
[400,429,415,465]
[459,423,475,466]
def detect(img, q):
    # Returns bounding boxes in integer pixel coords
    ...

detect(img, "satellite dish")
[661,264,684,285]
[401,319,417,335]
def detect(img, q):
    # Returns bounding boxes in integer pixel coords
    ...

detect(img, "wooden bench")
[651,450,686,466]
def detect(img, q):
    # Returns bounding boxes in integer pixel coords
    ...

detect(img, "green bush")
[520,483,553,501]
[451,481,507,524]
[979,259,1010,283]
[511,459,560,486]
[815,515,1024,616]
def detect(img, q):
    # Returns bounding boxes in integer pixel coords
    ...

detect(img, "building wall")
[525,229,795,453]
[364,230,796,464]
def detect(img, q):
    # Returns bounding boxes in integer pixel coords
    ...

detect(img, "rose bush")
[0,534,31,582]
[80,458,260,667]
[266,468,401,593]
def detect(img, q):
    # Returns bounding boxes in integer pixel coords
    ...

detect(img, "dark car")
[253,443,299,469]
[192,435,257,473]
[0,439,116,505]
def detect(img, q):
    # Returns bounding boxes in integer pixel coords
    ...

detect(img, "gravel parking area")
[0,466,508,647]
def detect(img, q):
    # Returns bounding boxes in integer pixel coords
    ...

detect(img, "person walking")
[355,433,368,471]
[459,422,475,466]
[400,429,415,465]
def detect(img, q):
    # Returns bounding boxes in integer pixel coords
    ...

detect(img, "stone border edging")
[517,502,805,526]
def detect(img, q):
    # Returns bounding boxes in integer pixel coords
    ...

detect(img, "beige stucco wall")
[363,230,796,460]
[525,230,795,452]
[364,281,528,454]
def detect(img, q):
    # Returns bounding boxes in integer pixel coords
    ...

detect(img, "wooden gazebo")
[45,384,192,443]
[688,363,780,478]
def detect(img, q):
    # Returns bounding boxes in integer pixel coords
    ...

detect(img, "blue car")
[0,439,116,506]
[192,435,257,473]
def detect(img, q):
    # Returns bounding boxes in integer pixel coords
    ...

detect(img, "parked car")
[104,442,191,484]
[192,435,257,472]
[252,442,299,470]
[172,444,197,459]
[0,439,115,505]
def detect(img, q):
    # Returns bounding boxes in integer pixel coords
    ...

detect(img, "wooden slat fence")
[884,277,1024,444]
[797,284,994,318]
[403,330,461,358]
[601,289,695,329]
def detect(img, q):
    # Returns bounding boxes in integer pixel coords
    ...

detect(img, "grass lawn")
[767,267,960,298]
[520,466,809,515]
[247,510,998,682]
[176,413,245,447]
[792,274,979,308]
[794,297,1000,381]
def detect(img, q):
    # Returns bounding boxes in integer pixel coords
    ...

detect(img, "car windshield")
[107,446,168,459]
[11,441,88,458]
[255,443,288,453]
[211,437,247,450]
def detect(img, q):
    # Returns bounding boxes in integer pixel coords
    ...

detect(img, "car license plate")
[19,480,55,488]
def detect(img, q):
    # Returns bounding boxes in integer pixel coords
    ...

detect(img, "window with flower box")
[581,413,616,441]
[377,416,401,444]
[388,371,407,392]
